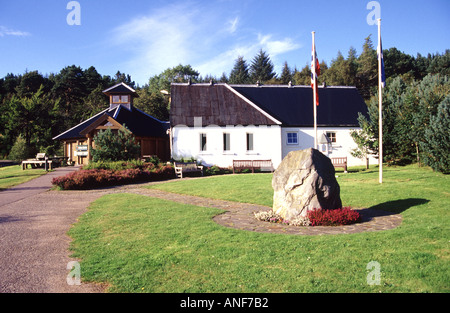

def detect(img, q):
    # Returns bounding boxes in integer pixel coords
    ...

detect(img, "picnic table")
[21,154,69,170]
[22,153,53,170]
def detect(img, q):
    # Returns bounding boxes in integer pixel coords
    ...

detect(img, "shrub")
[289,215,311,227]
[205,165,232,176]
[307,207,361,226]
[52,163,175,190]
[254,207,360,227]
[91,126,141,162]
[254,210,310,226]
[8,135,31,161]
[254,210,283,223]
[83,160,146,171]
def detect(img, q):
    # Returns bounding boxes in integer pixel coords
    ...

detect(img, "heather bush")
[254,207,360,227]
[52,163,175,190]
[254,210,283,223]
[307,207,361,226]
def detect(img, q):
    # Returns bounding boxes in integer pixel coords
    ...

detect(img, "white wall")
[173,125,377,169]
[172,125,282,168]
[281,127,378,167]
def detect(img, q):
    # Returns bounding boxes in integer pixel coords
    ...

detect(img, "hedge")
[52,163,175,190]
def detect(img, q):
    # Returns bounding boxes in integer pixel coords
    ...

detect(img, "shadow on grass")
[369,198,430,214]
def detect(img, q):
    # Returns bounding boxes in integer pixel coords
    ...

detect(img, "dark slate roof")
[170,83,368,127]
[232,85,368,127]
[53,105,169,140]
[113,106,169,137]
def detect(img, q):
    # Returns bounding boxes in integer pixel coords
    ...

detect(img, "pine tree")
[411,74,450,165]
[8,135,30,161]
[249,49,276,83]
[280,61,293,84]
[229,56,251,84]
[421,96,450,173]
[356,35,378,99]
[91,126,141,162]
[292,64,311,85]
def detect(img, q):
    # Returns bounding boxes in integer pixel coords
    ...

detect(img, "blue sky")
[0,0,449,86]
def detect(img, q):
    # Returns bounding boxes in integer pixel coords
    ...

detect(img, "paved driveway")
[0,167,106,293]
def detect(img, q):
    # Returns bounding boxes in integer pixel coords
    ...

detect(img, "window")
[112,95,130,104]
[223,133,231,151]
[200,133,207,151]
[326,132,337,143]
[286,132,298,145]
[246,133,254,151]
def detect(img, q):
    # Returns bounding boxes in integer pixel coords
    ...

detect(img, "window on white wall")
[223,133,230,151]
[246,133,254,151]
[287,132,298,145]
[326,132,337,143]
[200,133,207,151]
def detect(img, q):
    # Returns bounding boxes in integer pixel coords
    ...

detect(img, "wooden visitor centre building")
[53,83,170,165]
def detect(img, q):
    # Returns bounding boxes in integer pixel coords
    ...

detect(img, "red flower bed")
[52,164,175,190]
[307,207,361,226]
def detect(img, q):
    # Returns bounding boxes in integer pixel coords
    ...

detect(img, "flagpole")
[312,31,318,149]
[377,18,383,184]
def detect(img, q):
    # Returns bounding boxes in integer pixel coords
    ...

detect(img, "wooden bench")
[331,157,347,173]
[22,153,53,170]
[233,160,274,174]
[174,162,204,178]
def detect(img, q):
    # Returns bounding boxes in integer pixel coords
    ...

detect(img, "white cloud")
[227,17,239,34]
[110,2,301,84]
[258,34,301,57]
[0,26,30,37]
[196,35,302,78]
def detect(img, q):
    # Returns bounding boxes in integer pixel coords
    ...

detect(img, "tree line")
[1,35,448,171]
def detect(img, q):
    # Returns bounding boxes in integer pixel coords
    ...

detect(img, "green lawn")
[0,165,47,190]
[68,164,449,292]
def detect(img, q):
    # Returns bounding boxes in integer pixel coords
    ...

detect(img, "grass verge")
[68,164,449,292]
[0,165,47,190]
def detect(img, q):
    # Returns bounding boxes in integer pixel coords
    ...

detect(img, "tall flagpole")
[377,18,383,184]
[312,31,318,149]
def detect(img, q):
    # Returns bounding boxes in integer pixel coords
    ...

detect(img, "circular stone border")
[123,187,403,236]
[214,207,403,235]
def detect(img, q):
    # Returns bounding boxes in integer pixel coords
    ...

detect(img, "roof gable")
[170,83,280,126]
[103,82,137,96]
[53,105,169,140]
[79,114,123,136]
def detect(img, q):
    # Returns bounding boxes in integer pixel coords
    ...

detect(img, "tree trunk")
[415,142,420,167]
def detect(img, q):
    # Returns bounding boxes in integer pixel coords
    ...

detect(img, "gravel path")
[0,167,108,293]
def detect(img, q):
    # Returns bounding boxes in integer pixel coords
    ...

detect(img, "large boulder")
[272,148,342,220]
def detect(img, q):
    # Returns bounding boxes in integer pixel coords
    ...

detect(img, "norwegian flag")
[311,45,320,105]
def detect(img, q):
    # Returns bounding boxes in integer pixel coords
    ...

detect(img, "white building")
[170,82,375,169]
